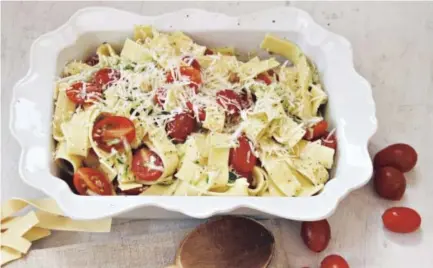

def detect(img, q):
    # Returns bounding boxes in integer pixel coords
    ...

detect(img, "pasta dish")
[52,26,337,197]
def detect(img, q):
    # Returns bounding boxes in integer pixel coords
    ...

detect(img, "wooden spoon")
[166,216,275,268]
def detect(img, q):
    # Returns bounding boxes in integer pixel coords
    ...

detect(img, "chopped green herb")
[117,158,124,165]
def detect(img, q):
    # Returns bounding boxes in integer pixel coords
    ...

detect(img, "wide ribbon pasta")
[51,26,335,197]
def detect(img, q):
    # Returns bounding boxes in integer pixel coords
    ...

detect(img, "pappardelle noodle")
[52,26,337,196]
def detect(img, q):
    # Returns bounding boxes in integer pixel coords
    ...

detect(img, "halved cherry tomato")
[240,89,254,109]
[94,68,121,88]
[230,136,257,173]
[85,54,99,66]
[154,87,167,107]
[204,48,214,55]
[320,254,349,268]
[373,143,418,172]
[73,167,113,196]
[301,219,331,252]
[166,66,202,93]
[382,207,421,233]
[182,56,201,70]
[256,72,272,85]
[66,82,102,105]
[132,148,164,182]
[216,89,242,115]
[374,167,406,200]
[186,101,206,122]
[321,131,337,150]
[166,112,196,143]
[304,120,329,141]
[92,115,136,152]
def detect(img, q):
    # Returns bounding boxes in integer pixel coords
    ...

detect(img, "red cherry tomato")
[132,148,164,182]
[321,254,349,268]
[182,56,201,70]
[216,89,242,115]
[93,68,121,88]
[92,115,136,152]
[73,167,113,196]
[166,66,202,93]
[373,143,418,172]
[85,54,99,66]
[321,131,337,150]
[382,207,421,233]
[66,82,102,105]
[186,101,206,122]
[154,87,167,108]
[204,48,214,55]
[230,136,257,173]
[301,219,331,252]
[166,112,196,143]
[374,167,406,200]
[304,120,329,141]
[256,72,272,85]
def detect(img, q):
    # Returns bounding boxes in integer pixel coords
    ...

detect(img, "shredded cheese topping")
[52,26,335,197]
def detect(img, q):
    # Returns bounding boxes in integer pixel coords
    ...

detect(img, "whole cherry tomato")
[382,207,421,233]
[374,143,418,172]
[166,112,196,143]
[374,167,406,200]
[320,254,349,268]
[301,219,331,252]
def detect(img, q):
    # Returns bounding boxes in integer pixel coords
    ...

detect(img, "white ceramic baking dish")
[10,7,377,220]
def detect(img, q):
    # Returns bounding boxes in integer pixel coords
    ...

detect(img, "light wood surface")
[1,2,432,267]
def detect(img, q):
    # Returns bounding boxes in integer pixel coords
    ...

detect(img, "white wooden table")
[1,2,432,267]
